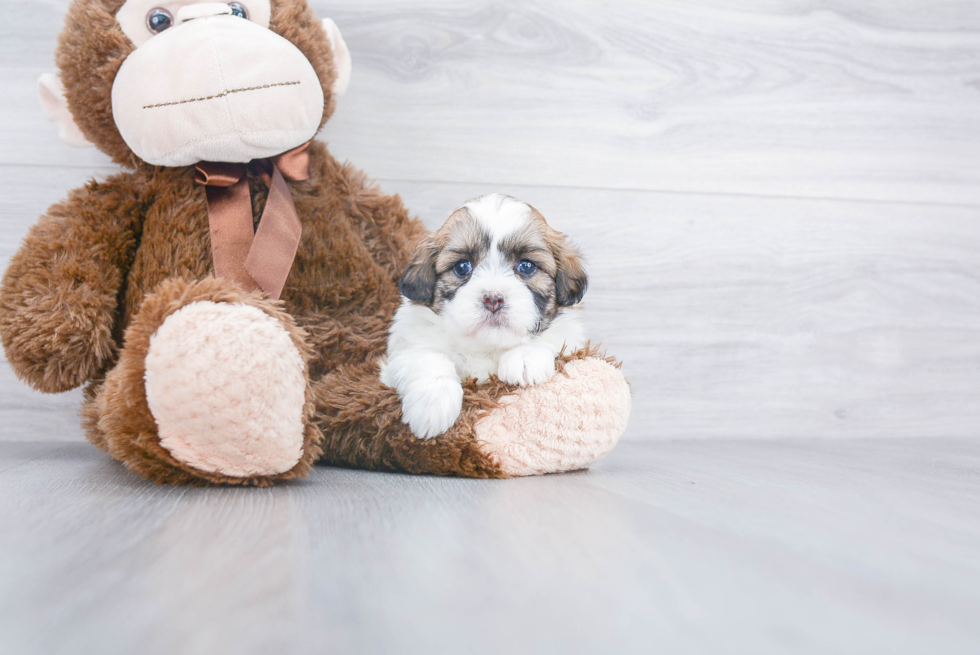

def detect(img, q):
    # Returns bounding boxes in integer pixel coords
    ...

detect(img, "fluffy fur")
[380,194,588,439]
[316,345,626,478]
[0,0,631,484]
[82,277,323,486]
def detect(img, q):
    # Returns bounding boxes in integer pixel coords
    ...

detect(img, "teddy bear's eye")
[145,7,174,34]
[228,2,248,19]
[454,260,472,277]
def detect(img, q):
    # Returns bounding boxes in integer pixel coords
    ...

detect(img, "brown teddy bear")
[0,0,631,485]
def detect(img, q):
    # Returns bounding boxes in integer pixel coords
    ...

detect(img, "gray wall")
[1,0,978,441]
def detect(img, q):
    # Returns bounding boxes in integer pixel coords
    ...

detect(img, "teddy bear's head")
[39,0,351,167]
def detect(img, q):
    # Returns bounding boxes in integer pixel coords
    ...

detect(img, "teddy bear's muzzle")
[110,15,324,168]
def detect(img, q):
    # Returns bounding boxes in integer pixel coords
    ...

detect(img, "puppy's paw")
[400,377,464,439]
[498,346,556,387]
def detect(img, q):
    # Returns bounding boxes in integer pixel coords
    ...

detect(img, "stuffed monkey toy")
[0,0,631,485]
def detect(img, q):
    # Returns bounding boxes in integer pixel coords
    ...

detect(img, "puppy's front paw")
[498,346,556,386]
[400,377,464,439]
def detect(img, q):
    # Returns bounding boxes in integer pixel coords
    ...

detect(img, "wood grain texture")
[1,0,979,443]
[1,439,979,654]
[3,1,980,204]
[2,171,980,441]
[317,0,980,205]
[1,5,977,651]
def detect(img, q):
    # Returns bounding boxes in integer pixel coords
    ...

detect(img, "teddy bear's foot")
[474,357,630,476]
[313,348,630,478]
[144,300,307,477]
[90,277,321,485]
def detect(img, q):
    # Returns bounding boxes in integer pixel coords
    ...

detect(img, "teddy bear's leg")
[312,347,630,477]
[87,277,321,485]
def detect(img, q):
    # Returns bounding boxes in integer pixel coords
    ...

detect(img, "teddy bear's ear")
[38,73,94,148]
[321,18,351,97]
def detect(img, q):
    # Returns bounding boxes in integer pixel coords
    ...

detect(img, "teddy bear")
[0,0,631,485]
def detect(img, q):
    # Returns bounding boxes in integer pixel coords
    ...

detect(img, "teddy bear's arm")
[0,177,143,393]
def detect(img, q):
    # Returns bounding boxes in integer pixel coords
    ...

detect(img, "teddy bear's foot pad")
[474,358,631,476]
[144,301,307,477]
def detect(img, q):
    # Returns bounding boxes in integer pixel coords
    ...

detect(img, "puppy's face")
[399,194,587,349]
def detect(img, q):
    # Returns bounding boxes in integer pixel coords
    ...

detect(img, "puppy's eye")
[146,7,174,34]
[454,260,473,276]
[516,260,536,276]
[228,2,248,19]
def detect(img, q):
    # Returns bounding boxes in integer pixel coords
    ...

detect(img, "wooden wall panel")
[1,1,977,441]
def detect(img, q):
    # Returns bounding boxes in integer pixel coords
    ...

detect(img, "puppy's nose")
[482,292,505,314]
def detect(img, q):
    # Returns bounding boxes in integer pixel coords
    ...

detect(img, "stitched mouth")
[143,81,301,110]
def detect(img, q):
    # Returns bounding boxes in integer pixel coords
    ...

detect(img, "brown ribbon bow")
[195,141,310,300]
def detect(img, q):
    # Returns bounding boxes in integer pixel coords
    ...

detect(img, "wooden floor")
[2,1,980,652]
[1,439,979,654]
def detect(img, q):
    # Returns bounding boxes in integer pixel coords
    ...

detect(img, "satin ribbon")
[195,141,310,300]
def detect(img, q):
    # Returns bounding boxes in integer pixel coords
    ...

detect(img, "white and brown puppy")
[380,194,588,439]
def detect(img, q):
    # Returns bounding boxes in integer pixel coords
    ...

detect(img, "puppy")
[380,193,588,439]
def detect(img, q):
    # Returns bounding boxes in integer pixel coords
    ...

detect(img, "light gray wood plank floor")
[2,439,979,654]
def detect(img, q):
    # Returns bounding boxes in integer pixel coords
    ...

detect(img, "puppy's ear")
[399,240,439,305]
[550,232,588,306]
